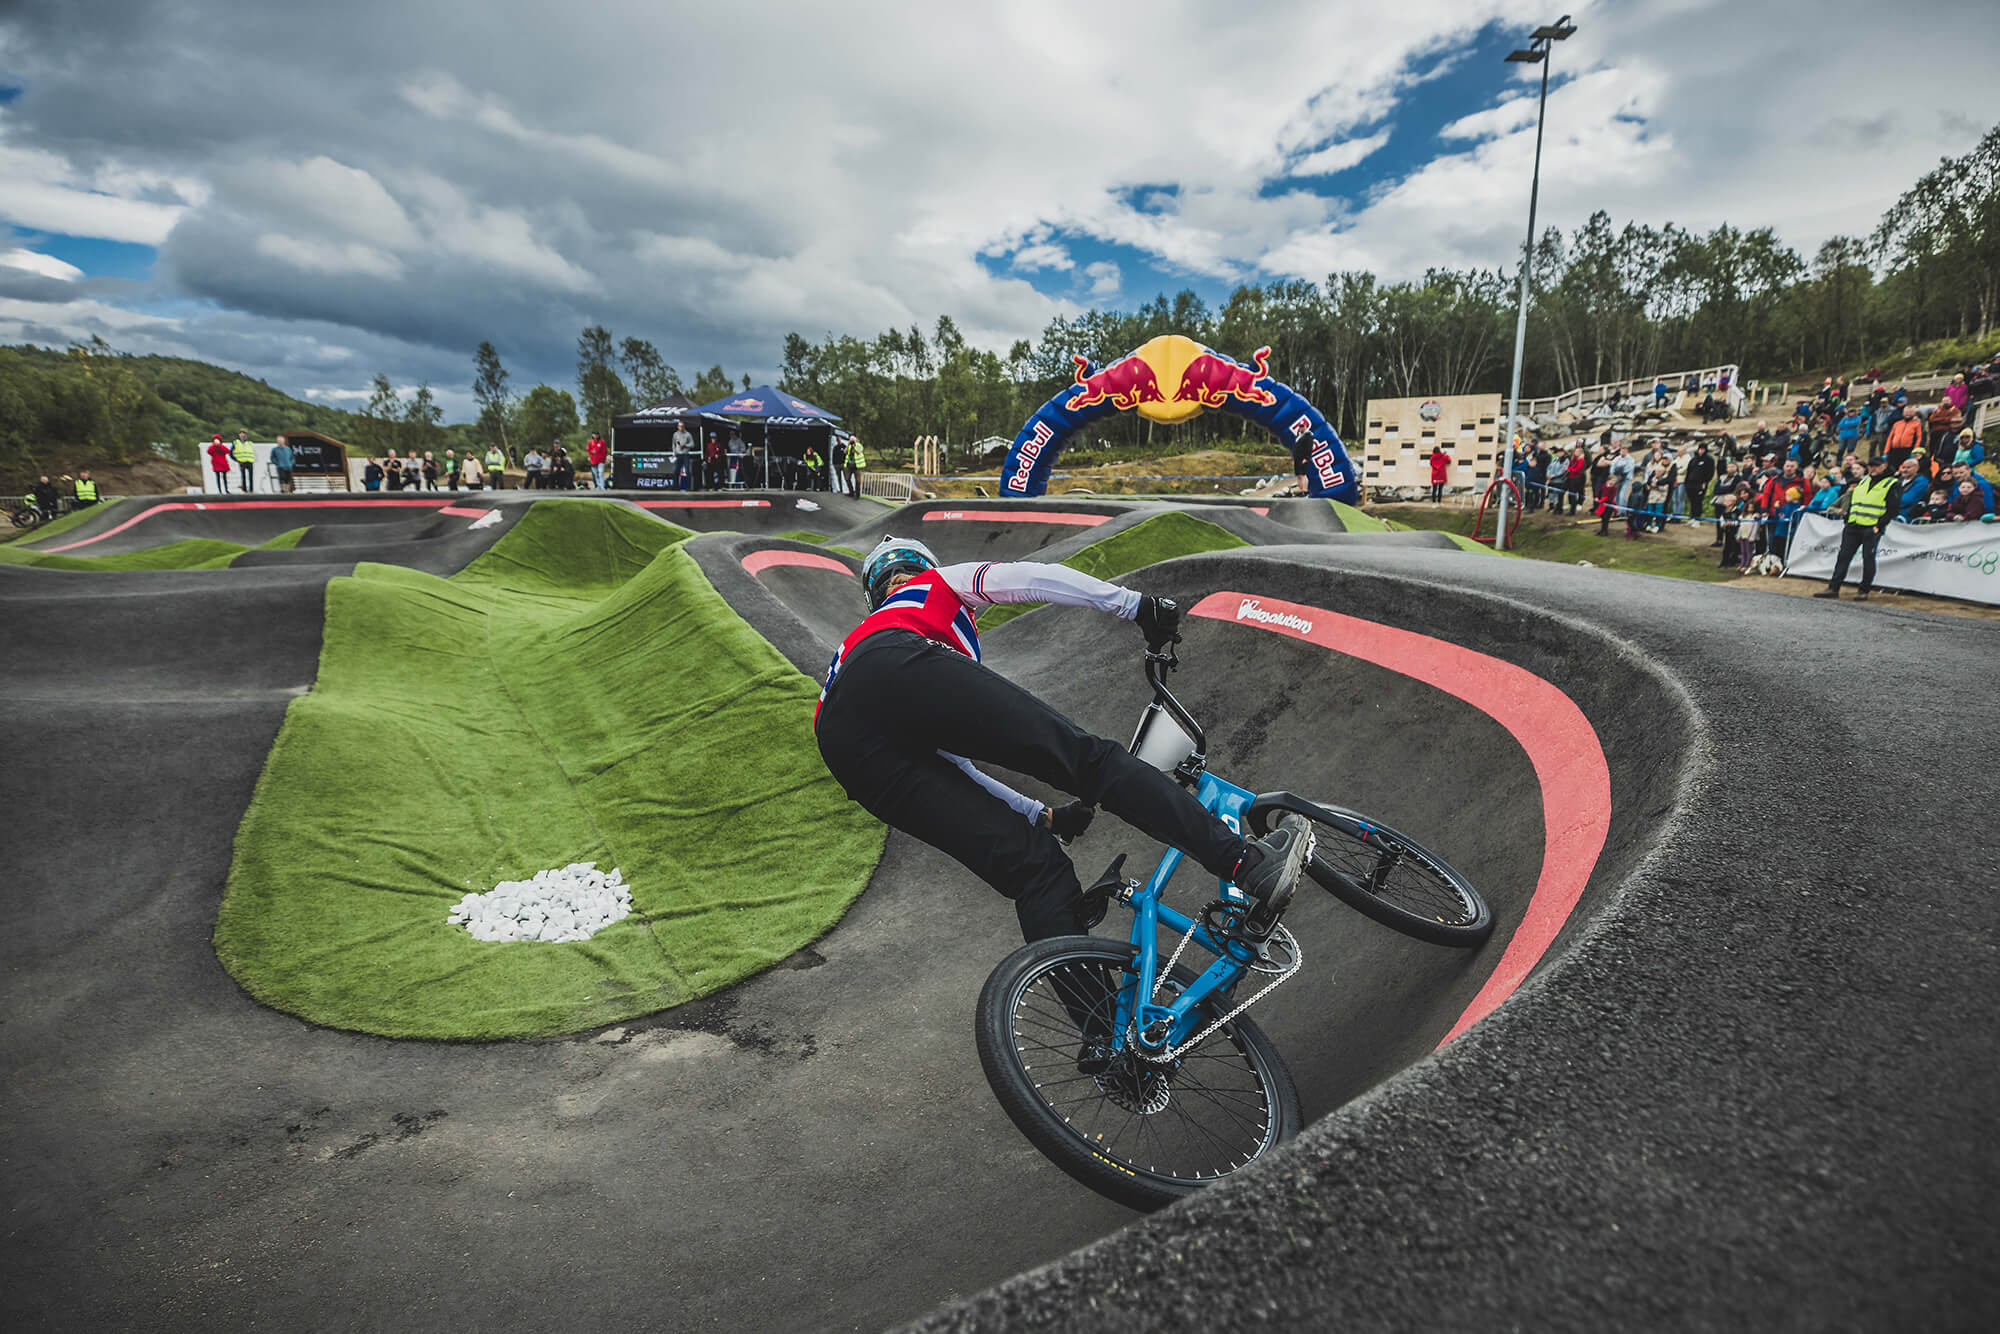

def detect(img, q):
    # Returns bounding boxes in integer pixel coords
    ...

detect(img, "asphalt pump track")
[3,493,1994,1331]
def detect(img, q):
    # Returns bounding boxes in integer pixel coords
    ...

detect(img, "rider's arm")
[939,751,1045,826]
[935,562,1142,619]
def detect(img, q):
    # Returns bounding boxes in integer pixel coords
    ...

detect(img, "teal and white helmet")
[861,535,940,609]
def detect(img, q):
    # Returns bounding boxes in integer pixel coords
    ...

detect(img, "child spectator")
[1736,501,1762,572]
[1715,492,1742,567]
[1948,480,1988,522]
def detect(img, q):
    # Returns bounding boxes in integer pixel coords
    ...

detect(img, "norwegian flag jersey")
[819,569,978,721]
[814,560,1140,725]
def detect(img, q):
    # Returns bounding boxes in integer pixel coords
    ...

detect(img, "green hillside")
[0,342,365,468]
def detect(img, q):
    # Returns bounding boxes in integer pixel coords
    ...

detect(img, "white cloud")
[1010,242,1073,272]
[1289,130,1393,177]
[0,247,83,280]
[0,0,1994,414]
[256,233,404,280]
[245,156,422,250]
[0,123,196,244]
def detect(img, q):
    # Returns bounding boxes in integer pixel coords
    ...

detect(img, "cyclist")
[813,536,1314,945]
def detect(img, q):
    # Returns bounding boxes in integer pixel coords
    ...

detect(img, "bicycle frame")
[1107,651,1277,1059]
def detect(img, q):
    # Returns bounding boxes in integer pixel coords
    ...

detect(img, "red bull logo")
[1066,354,1167,411]
[1008,420,1055,491]
[1309,443,1344,492]
[1175,345,1276,408]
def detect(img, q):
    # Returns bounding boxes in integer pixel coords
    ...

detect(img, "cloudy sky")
[1,0,1994,420]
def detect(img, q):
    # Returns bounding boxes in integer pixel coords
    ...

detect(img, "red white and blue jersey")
[815,561,1140,725]
[818,569,978,722]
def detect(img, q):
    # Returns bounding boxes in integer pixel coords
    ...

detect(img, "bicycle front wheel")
[975,936,1300,1212]
[1298,803,1493,947]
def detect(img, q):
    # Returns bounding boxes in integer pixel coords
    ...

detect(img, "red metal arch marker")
[1191,592,1613,1044]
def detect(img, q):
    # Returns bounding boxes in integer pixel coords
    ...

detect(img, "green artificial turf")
[773,529,828,544]
[0,527,308,570]
[1329,500,1392,533]
[213,498,886,1039]
[978,512,1251,632]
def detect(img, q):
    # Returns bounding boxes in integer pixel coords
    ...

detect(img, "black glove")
[1045,801,1095,843]
[1135,595,1182,651]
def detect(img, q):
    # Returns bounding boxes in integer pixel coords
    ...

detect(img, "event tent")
[690,385,848,489]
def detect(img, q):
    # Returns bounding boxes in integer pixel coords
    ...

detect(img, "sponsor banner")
[1784,512,2000,604]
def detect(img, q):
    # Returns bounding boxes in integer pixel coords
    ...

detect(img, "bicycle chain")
[1129,912,1302,1065]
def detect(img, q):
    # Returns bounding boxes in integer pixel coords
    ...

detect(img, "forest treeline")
[6,123,1994,475]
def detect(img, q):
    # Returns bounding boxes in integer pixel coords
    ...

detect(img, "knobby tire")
[975,936,1300,1212]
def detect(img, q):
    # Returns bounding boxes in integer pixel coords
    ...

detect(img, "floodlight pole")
[1497,16,1573,550]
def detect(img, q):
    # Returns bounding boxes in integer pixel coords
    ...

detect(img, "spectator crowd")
[1421,351,1997,588]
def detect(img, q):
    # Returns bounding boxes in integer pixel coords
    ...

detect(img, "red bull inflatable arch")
[1000,333,1360,501]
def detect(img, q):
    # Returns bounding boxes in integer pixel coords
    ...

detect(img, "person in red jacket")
[205,435,233,493]
[586,434,609,489]
[1427,446,1449,503]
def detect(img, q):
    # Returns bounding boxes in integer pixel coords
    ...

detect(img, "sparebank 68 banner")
[1785,512,2000,605]
[999,333,1360,502]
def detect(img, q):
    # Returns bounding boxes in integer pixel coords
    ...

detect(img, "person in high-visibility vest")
[72,471,100,507]
[484,444,506,490]
[232,430,256,493]
[802,444,824,492]
[1814,454,1900,601]
[845,436,865,497]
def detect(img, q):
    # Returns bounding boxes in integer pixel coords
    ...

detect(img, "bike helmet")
[861,535,940,610]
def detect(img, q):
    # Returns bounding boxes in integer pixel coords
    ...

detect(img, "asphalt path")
[4,495,1994,1332]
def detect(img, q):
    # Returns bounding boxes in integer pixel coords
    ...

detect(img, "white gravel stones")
[448,863,633,943]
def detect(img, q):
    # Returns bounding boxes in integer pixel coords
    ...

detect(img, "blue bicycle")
[976,644,1493,1211]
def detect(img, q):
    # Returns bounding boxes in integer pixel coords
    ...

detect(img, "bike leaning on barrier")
[811,537,1493,1211]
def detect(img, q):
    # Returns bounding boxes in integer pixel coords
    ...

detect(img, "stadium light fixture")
[1496,15,1575,551]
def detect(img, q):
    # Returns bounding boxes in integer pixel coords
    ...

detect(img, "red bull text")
[1008,420,1055,492]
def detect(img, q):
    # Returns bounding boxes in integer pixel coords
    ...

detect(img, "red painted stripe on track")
[741,550,852,577]
[635,499,773,509]
[44,499,450,552]
[920,510,1109,526]
[1249,507,1270,516]
[437,505,488,518]
[1190,591,1612,1045]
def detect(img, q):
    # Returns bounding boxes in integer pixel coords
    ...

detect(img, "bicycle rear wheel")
[975,936,1300,1212]
[1295,803,1492,946]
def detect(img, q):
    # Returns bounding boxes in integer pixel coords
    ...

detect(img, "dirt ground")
[1718,571,2000,621]
[924,449,1290,499]
[3,457,201,498]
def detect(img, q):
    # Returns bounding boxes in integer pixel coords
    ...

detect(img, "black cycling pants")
[814,630,1248,942]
